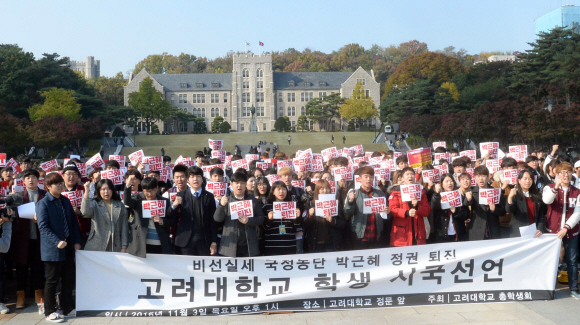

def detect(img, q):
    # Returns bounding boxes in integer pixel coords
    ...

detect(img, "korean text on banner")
[432,141,446,149]
[229,200,253,220]
[407,148,432,169]
[509,145,528,162]
[315,194,339,217]
[400,184,422,202]
[421,169,440,183]
[460,150,476,161]
[363,197,386,214]
[87,153,105,169]
[109,155,126,167]
[208,139,223,151]
[479,188,501,205]
[273,201,296,219]
[0,153,6,167]
[75,235,561,316]
[101,169,124,185]
[440,190,462,209]
[142,200,166,218]
[503,169,518,185]
[206,182,227,197]
[480,142,499,159]
[128,150,144,166]
[62,190,84,208]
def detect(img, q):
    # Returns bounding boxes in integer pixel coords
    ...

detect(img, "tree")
[29,88,82,121]
[220,121,231,133]
[212,116,224,133]
[0,113,30,156]
[305,93,344,131]
[133,53,208,74]
[383,52,465,97]
[296,115,309,132]
[128,77,173,135]
[339,82,378,127]
[193,117,208,134]
[379,79,435,123]
[274,116,291,132]
[168,109,196,134]
[89,72,126,106]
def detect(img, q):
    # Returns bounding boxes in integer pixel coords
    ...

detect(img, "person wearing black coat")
[505,169,546,237]
[173,166,218,256]
[430,173,470,242]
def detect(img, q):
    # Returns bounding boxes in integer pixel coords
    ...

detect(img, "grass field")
[120,132,389,158]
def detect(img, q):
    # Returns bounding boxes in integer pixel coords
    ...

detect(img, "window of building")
[319,81,326,87]
[211,94,220,103]
[319,91,326,99]
[179,94,187,104]
[301,92,313,102]
[242,69,249,78]
[279,107,284,117]
[291,121,296,128]
[256,92,264,102]
[224,93,228,103]
[242,93,250,103]
[216,108,219,116]
[196,82,204,88]
[288,80,295,87]
[242,81,249,89]
[171,94,175,105]
[365,90,370,97]
[212,82,219,88]
[287,106,296,117]
[263,123,266,130]
[257,69,263,78]
[287,93,295,102]
[278,92,283,102]
[256,81,263,89]
[202,94,205,103]
[356,78,366,85]
[193,94,205,103]
[211,108,215,117]
[224,108,227,117]
[179,122,188,133]
[202,108,206,117]
[304,81,310,87]
[180,83,187,89]
[241,124,245,131]
[242,107,248,117]
[301,106,305,115]
[255,107,264,117]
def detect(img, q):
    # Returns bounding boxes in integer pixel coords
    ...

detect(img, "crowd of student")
[0,142,580,322]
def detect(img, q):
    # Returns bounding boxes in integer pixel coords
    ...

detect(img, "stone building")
[123,53,380,133]
[69,56,100,79]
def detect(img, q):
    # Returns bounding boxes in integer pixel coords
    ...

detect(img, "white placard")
[17,202,36,219]
[142,200,166,218]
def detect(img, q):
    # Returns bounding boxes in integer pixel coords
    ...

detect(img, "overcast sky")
[0,0,572,76]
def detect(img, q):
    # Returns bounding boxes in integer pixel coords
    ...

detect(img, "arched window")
[291,107,296,116]
[202,108,206,117]
[216,108,220,116]
[257,69,263,78]
[287,107,291,116]
[211,108,215,117]
[224,108,227,117]
[301,106,305,115]
[242,69,249,78]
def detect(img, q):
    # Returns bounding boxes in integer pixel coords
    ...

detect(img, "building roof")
[273,72,352,90]
[150,73,233,91]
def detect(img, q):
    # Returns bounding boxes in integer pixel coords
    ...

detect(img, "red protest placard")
[310,159,324,172]
[77,163,87,178]
[466,168,476,186]
[341,147,353,157]
[315,194,338,217]
[331,166,353,181]
[0,181,10,196]
[62,190,84,208]
[508,145,528,162]
[7,158,21,174]
[229,200,253,219]
[374,168,391,182]
[321,147,339,162]
[225,155,233,167]
[433,153,451,165]
[292,157,312,172]
[211,150,226,162]
[291,180,305,190]
[160,167,172,182]
[363,197,386,214]
[142,200,166,218]
[422,169,441,183]
[40,159,58,172]
[87,153,105,169]
[485,159,502,174]
[440,190,462,209]
[206,181,227,197]
[0,154,6,167]
[401,184,422,202]
[175,156,194,167]
[128,150,144,166]
[432,141,446,149]
[273,201,296,219]
[460,150,476,161]
[276,160,293,170]
[503,169,518,185]
[256,162,273,170]
[108,155,126,167]
[265,174,280,184]
[101,169,124,185]
[479,188,501,205]
[407,148,432,169]
[352,156,367,165]
[350,144,364,156]
[169,192,178,202]
[143,156,162,171]
[480,142,499,159]
[208,139,224,150]
[231,159,248,172]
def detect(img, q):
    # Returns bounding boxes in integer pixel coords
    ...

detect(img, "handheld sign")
[62,190,84,208]
[401,184,422,202]
[87,153,105,169]
[0,153,6,167]
[479,188,501,205]
[432,141,446,149]
[206,181,227,197]
[101,169,124,185]
[229,200,253,220]
[460,150,476,161]
[509,145,528,162]
[109,155,126,167]
[211,150,226,162]
[407,148,432,169]
[503,169,518,185]
[208,139,223,151]
[422,169,441,183]
[331,166,353,181]
[273,201,296,219]
[440,190,462,209]
[315,194,339,217]
[40,159,58,172]
[128,150,144,166]
[142,200,166,218]
[480,142,499,159]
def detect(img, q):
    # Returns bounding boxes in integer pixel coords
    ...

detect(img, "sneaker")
[571,290,580,300]
[56,309,75,318]
[45,312,64,323]
[0,303,8,314]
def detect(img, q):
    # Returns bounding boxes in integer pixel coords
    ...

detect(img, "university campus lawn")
[120,131,389,158]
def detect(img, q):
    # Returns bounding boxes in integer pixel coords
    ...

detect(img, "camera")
[0,194,23,209]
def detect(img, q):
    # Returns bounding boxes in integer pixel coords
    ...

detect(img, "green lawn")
[121,132,389,158]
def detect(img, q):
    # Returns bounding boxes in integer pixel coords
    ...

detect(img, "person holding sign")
[214,172,264,257]
[123,177,174,257]
[465,166,506,241]
[262,181,302,256]
[62,162,91,246]
[173,166,218,256]
[81,179,129,252]
[388,167,431,247]
[506,169,546,238]
[304,179,345,252]
[345,167,390,249]
[430,173,470,242]
[36,172,82,322]
[9,169,45,310]
[542,162,580,299]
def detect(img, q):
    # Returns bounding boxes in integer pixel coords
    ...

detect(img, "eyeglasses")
[63,172,78,177]
[559,171,571,176]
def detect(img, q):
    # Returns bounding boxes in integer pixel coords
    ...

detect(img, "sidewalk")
[2,286,576,324]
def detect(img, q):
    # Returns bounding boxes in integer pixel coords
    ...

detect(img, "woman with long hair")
[254,176,271,206]
[506,169,546,237]
[261,181,302,256]
[430,173,470,242]
[81,179,129,252]
[304,179,345,252]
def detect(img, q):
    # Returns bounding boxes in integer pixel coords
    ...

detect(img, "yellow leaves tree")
[339,82,378,124]
[440,82,460,102]
[29,88,81,122]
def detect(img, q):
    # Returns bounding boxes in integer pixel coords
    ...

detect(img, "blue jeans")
[564,236,579,292]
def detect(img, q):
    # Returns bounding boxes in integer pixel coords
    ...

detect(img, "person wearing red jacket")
[389,167,431,247]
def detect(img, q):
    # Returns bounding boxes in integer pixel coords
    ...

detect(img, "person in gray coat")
[214,172,264,257]
[81,179,129,252]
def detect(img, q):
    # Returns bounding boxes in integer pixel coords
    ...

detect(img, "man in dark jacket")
[465,166,506,240]
[173,166,218,256]
[36,173,82,322]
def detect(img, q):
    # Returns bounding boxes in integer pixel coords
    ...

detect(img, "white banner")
[76,236,560,317]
